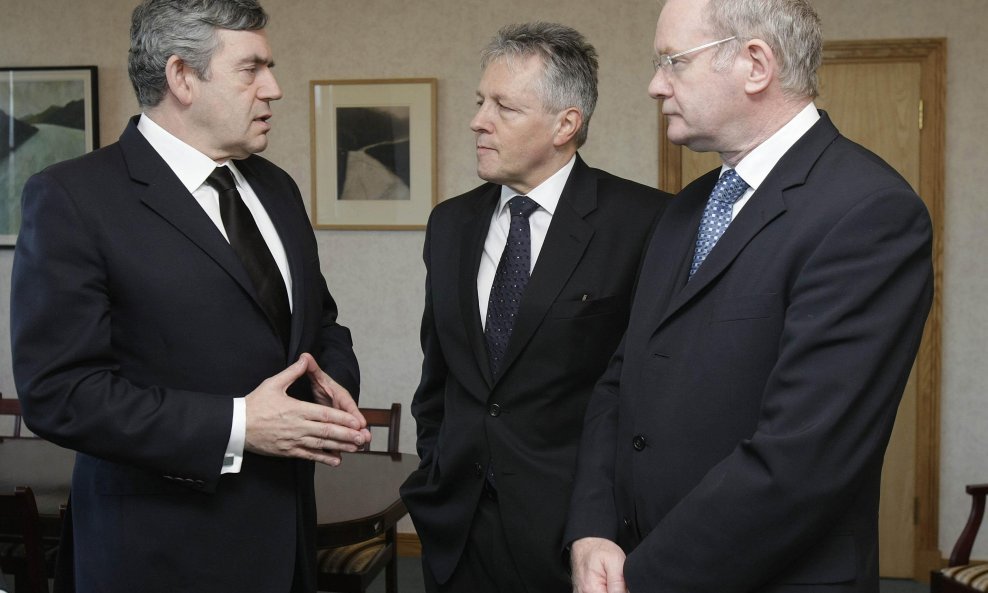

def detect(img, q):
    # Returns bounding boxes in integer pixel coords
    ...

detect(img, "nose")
[259,67,283,101]
[648,68,672,100]
[470,102,492,135]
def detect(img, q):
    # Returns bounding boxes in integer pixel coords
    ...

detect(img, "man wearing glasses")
[565,1,933,592]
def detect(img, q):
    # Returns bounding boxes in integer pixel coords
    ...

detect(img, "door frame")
[658,38,946,580]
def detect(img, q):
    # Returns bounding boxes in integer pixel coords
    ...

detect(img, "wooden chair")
[0,486,49,593]
[932,483,988,592]
[0,395,35,442]
[1,395,69,591]
[317,403,401,593]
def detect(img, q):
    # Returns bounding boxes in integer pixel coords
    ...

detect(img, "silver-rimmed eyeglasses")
[652,36,737,72]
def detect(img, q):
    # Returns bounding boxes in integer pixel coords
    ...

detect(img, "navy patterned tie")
[485,195,538,375]
[205,166,291,350]
[689,169,748,279]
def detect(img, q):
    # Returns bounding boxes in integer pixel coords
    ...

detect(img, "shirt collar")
[137,113,243,192]
[496,154,577,217]
[732,102,820,190]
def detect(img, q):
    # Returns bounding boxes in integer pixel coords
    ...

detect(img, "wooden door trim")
[658,38,946,581]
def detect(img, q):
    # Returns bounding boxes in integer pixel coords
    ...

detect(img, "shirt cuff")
[221,397,246,474]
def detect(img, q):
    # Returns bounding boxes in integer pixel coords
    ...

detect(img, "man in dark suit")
[566,1,934,592]
[9,1,370,591]
[399,22,669,593]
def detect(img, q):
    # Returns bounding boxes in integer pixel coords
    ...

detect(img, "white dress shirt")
[727,102,821,217]
[477,155,577,327]
[137,114,293,474]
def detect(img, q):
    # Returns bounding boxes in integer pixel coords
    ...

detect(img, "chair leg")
[385,527,398,593]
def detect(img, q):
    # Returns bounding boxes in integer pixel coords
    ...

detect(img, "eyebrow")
[240,55,275,68]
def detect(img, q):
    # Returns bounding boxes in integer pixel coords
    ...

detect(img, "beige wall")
[1,0,985,561]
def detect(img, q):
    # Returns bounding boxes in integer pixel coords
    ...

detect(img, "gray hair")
[704,0,822,98]
[128,0,268,108]
[481,22,599,147]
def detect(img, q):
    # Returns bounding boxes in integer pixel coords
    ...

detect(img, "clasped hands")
[571,537,629,593]
[244,352,371,466]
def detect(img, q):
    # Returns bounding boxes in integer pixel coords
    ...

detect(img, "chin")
[664,125,690,147]
[245,139,269,156]
[476,165,498,184]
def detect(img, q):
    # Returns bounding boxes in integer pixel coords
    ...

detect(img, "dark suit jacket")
[565,113,933,593]
[10,117,359,593]
[399,156,669,592]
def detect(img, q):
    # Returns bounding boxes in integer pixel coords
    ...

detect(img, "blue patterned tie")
[485,195,538,375]
[689,169,748,279]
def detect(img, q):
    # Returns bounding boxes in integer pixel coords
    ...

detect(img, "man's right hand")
[571,537,628,593]
[244,355,370,466]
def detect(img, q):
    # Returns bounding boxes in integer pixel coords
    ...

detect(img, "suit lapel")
[664,182,787,316]
[655,112,841,329]
[120,120,293,356]
[121,120,257,303]
[636,171,716,332]
[460,185,500,388]
[496,157,595,380]
[238,157,304,358]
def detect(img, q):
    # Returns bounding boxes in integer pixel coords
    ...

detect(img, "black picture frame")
[1,66,99,247]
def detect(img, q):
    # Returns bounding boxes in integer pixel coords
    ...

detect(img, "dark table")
[0,437,74,543]
[1,440,418,548]
[314,451,419,548]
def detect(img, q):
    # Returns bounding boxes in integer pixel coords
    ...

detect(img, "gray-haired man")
[11,1,368,591]
[400,21,670,593]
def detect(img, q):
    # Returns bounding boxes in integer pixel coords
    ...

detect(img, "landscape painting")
[310,78,436,230]
[1,66,99,246]
[335,105,411,202]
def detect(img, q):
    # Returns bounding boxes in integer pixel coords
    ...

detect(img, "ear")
[742,39,776,95]
[552,107,583,148]
[164,55,197,106]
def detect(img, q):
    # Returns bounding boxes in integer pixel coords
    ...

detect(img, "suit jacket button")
[632,435,647,451]
[488,404,501,417]
[474,462,484,477]
[623,517,633,528]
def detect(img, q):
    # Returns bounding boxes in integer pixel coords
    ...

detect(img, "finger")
[297,399,362,429]
[298,447,343,467]
[265,356,310,391]
[299,434,362,453]
[605,563,626,593]
[304,416,367,447]
[329,383,366,425]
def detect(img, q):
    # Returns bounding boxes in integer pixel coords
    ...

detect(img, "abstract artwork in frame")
[1,66,99,247]
[310,78,436,230]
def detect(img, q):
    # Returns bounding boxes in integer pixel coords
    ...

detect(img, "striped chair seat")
[317,535,389,574]
[931,483,988,593]
[940,563,988,592]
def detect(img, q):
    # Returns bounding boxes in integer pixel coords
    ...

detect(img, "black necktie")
[485,195,538,376]
[205,166,291,350]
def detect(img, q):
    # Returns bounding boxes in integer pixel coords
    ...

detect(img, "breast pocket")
[548,294,623,319]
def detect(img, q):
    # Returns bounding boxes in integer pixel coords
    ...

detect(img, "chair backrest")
[358,403,401,454]
[0,486,49,593]
[948,483,988,566]
[0,396,35,441]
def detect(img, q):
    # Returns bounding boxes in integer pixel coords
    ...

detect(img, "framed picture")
[1,66,99,247]
[310,78,437,230]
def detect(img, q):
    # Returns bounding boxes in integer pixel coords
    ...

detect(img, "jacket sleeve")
[409,212,446,469]
[563,334,625,548]
[11,171,232,490]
